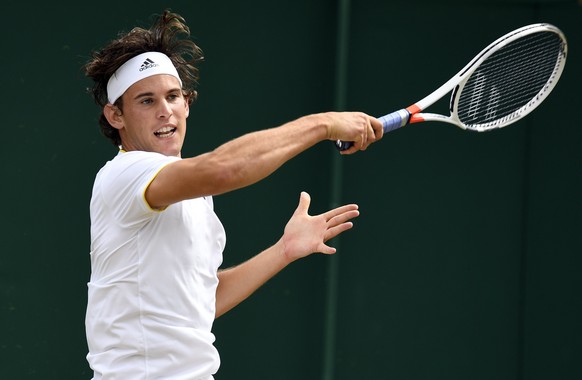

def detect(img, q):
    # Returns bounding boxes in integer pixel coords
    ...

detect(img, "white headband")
[106,52,182,104]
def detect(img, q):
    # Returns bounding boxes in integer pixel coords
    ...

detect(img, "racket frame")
[336,23,567,150]
[408,23,568,132]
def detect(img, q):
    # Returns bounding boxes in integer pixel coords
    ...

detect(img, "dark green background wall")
[1,0,580,379]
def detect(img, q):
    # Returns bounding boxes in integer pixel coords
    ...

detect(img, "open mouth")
[154,126,177,138]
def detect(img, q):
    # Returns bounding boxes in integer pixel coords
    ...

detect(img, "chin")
[154,141,182,157]
[163,146,182,157]
[159,149,180,157]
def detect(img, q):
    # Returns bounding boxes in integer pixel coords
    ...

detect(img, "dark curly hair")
[84,10,204,147]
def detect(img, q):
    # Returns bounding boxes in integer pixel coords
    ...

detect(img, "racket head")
[450,23,567,132]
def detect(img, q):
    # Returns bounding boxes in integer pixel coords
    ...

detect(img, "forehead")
[125,74,182,96]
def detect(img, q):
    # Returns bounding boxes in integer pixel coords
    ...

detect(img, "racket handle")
[335,109,409,151]
[379,109,409,132]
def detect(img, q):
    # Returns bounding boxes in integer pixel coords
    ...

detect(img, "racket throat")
[405,104,422,124]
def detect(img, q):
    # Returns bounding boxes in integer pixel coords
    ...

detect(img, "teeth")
[154,127,176,137]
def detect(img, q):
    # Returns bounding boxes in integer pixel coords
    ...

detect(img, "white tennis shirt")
[86,150,225,379]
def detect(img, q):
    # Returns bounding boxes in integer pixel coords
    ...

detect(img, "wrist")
[276,236,298,266]
[296,113,333,141]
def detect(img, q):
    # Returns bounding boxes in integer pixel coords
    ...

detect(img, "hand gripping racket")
[336,23,568,150]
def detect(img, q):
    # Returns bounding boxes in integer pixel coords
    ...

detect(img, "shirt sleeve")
[99,151,180,227]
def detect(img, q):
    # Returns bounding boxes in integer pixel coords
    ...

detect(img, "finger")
[360,125,368,150]
[294,191,311,216]
[372,117,384,141]
[318,243,337,255]
[349,137,363,153]
[327,209,360,227]
[339,145,359,155]
[323,204,359,221]
[360,119,378,151]
[367,123,376,145]
[324,221,354,242]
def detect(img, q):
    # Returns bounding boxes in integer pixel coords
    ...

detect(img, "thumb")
[318,243,337,255]
[294,191,311,216]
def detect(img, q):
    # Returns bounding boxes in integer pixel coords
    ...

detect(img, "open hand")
[281,192,360,262]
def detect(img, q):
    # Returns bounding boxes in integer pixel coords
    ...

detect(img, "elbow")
[203,151,253,195]
[207,160,245,195]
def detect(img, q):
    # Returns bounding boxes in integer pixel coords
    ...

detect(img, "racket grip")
[335,109,409,151]
[379,109,409,133]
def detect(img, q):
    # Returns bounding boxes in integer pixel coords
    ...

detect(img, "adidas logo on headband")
[140,58,159,72]
[106,52,183,104]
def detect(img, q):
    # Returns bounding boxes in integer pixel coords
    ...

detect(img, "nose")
[157,99,173,119]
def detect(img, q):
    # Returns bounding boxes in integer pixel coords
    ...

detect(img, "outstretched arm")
[146,112,383,209]
[214,192,359,318]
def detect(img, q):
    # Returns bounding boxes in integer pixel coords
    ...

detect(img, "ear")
[184,98,190,119]
[103,104,124,130]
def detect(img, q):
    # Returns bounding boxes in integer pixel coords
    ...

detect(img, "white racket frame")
[336,23,568,150]
[409,23,568,132]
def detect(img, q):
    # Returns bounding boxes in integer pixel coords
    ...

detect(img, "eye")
[140,97,154,105]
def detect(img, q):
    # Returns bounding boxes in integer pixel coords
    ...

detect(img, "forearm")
[147,111,381,208]
[215,239,290,318]
[214,191,360,318]
[209,114,328,188]
[149,114,330,206]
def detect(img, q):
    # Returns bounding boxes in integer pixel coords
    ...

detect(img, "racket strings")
[461,34,560,120]
[457,31,564,127]
[462,33,560,116]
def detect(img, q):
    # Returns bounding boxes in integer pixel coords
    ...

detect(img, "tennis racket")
[336,23,568,150]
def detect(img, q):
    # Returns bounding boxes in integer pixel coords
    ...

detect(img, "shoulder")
[104,150,181,175]
[113,150,180,166]
[97,150,180,188]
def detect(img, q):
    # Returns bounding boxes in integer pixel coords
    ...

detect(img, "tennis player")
[83,10,383,379]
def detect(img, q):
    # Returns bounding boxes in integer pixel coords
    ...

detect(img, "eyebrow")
[133,88,182,101]
[133,91,154,100]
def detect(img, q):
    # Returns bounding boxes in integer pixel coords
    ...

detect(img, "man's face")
[114,74,189,157]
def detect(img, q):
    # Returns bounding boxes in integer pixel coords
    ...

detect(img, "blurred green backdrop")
[0,0,580,379]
